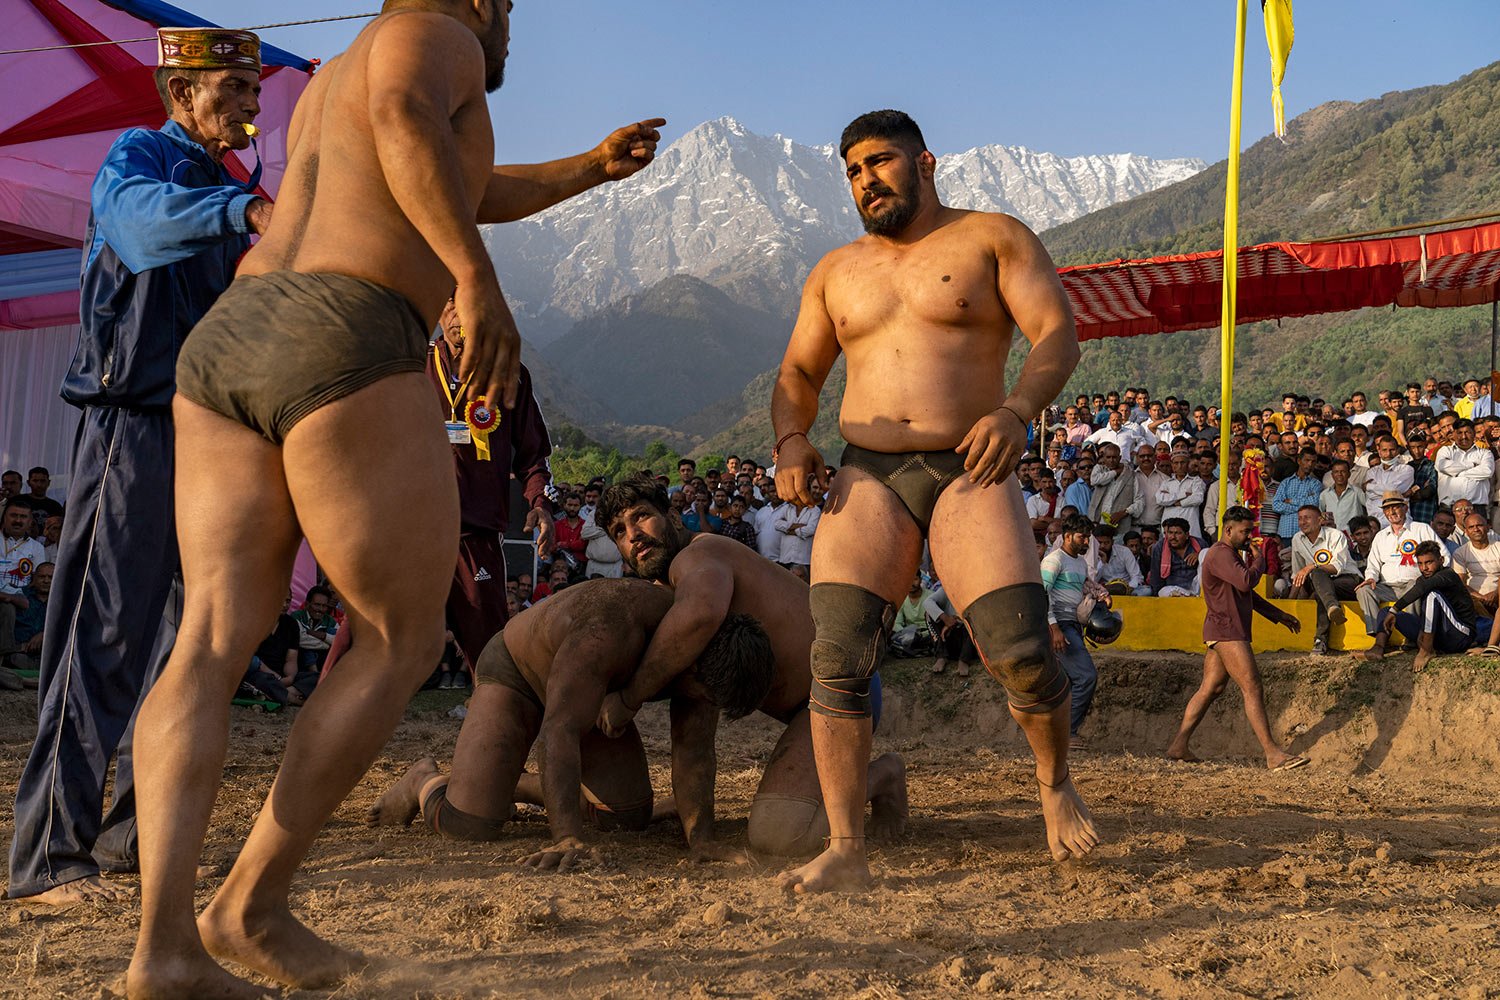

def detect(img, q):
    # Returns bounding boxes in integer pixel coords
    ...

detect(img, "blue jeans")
[1056,622,1097,735]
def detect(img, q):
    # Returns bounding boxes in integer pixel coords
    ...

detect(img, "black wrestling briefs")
[839,443,968,534]
[473,632,544,711]
[177,271,429,443]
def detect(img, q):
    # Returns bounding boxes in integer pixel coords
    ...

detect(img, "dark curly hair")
[695,612,775,721]
[594,473,669,532]
[839,109,927,160]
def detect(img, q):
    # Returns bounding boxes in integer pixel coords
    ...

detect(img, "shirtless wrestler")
[366,577,774,871]
[126,3,664,997]
[595,476,909,861]
[770,110,1098,893]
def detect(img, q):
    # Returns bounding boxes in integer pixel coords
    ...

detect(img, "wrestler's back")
[240,12,494,328]
[822,210,1020,452]
[682,535,814,720]
[506,578,671,697]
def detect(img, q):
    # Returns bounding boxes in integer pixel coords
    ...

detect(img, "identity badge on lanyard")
[435,342,474,445]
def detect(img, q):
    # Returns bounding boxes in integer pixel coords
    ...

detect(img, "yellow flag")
[1263,0,1295,137]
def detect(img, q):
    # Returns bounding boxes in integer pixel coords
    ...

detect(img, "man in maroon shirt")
[431,297,557,668]
[1166,506,1309,771]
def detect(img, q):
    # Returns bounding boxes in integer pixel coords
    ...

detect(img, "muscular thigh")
[173,398,303,649]
[282,373,458,626]
[579,724,652,813]
[810,465,925,606]
[927,475,1039,610]
[445,682,542,818]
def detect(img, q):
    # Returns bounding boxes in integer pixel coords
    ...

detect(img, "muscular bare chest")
[824,224,1007,346]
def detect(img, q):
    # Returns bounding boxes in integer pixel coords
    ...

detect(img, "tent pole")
[1218,0,1248,536]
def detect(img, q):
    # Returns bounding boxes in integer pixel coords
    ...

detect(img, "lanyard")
[432,342,474,422]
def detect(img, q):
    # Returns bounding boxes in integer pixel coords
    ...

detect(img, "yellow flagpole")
[1218,0,1248,535]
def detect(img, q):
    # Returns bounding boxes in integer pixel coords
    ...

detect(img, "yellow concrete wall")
[1108,596,1386,653]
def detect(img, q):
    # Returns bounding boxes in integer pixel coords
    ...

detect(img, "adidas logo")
[474,568,492,582]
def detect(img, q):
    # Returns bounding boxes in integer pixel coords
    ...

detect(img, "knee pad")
[808,583,895,720]
[748,793,828,857]
[422,785,509,841]
[962,583,1070,714]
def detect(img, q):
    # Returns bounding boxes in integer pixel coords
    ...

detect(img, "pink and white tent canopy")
[0,0,315,329]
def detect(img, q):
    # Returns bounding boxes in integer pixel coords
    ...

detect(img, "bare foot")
[1361,646,1387,661]
[27,874,133,906]
[1037,774,1098,862]
[1412,649,1433,672]
[956,661,971,677]
[200,899,364,990]
[125,949,270,1000]
[777,846,872,894]
[929,658,946,674]
[868,754,908,841]
[1165,750,1203,763]
[365,757,439,827]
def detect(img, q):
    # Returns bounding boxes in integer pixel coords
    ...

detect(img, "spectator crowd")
[8,374,1499,705]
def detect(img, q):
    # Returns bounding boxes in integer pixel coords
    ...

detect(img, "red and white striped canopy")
[1058,219,1500,341]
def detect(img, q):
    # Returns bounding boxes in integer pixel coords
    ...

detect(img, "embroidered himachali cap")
[157,27,262,71]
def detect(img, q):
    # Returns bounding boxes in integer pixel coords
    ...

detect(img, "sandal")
[1485,646,1500,657]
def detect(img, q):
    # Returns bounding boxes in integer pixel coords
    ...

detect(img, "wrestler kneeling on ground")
[369,577,770,870]
[594,475,910,861]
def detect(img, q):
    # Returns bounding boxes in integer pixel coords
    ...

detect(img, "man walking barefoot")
[125,3,662,996]
[771,110,1096,893]
[1166,507,1308,770]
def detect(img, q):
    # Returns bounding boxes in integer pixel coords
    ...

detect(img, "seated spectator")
[681,487,723,534]
[8,560,53,672]
[1287,505,1360,655]
[0,470,21,503]
[1367,541,1479,669]
[1095,524,1149,596]
[1269,449,1323,547]
[23,468,64,535]
[1357,493,1445,646]
[1148,518,1202,596]
[241,594,306,706]
[719,497,758,549]
[1453,510,1500,619]
[1,497,46,672]
[890,573,939,658]
[292,585,340,670]
[923,582,978,677]
[433,629,469,690]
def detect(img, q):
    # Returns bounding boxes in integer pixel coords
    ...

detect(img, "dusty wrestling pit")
[3,650,1499,999]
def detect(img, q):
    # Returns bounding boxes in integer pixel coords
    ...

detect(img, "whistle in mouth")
[242,123,259,137]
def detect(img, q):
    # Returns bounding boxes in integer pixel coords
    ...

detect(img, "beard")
[485,60,505,94]
[857,182,920,237]
[480,10,507,93]
[624,530,680,582]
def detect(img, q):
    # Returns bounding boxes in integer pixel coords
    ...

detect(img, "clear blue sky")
[191,0,1496,163]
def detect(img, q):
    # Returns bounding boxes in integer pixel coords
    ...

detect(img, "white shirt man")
[1364,437,1415,528]
[1357,493,1445,637]
[772,502,820,567]
[1434,422,1494,508]
[1084,410,1143,461]
[1319,462,1365,532]
[1096,532,1149,596]
[1155,455,1206,538]
[754,500,786,562]
[1453,531,1500,603]
[1134,449,1167,527]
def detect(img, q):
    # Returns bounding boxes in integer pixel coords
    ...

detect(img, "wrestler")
[596,476,909,862]
[769,110,1096,892]
[125,3,663,997]
[367,577,773,871]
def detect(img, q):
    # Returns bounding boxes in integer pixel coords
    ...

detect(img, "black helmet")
[1085,604,1123,645]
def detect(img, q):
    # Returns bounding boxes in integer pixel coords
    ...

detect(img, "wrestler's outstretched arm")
[477,119,666,223]
[596,552,733,736]
[366,12,520,407]
[772,257,841,507]
[662,696,745,863]
[520,654,611,871]
[957,216,1081,487]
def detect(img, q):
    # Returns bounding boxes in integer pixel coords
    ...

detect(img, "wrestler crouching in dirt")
[368,576,772,870]
[593,475,909,862]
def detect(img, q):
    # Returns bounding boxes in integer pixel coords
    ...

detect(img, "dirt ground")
[4,649,1500,999]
